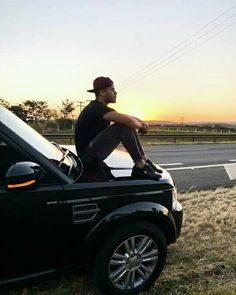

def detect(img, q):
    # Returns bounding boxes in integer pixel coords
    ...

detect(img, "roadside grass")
[145,186,236,295]
[3,186,236,295]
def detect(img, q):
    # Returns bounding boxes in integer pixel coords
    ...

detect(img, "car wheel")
[92,222,167,295]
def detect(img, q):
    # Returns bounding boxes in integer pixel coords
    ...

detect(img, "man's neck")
[96,97,107,106]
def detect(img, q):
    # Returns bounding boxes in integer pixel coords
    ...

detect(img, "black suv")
[0,106,183,295]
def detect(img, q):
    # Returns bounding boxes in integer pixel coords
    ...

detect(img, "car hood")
[63,145,174,186]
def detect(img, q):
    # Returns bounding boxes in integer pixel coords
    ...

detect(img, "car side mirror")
[5,162,42,191]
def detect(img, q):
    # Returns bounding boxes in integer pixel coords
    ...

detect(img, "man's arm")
[132,116,145,124]
[103,111,144,129]
[132,116,149,134]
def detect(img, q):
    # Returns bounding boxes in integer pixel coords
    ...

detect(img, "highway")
[64,143,236,193]
[144,143,236,192]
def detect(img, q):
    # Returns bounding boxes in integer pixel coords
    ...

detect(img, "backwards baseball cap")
[87,76,113,93]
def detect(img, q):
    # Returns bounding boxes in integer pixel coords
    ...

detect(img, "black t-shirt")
[74,100,115,156]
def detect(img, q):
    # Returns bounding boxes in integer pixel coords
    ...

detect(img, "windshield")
[0,107,70,167]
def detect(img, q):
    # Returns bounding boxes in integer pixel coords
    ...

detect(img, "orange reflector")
[7,179,36,188]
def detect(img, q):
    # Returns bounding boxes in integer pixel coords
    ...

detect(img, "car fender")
[84,201,177,255]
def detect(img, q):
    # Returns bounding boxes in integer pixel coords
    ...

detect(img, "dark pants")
[81,123,145,164]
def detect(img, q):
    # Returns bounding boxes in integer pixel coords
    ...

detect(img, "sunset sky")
[0,0,236,122]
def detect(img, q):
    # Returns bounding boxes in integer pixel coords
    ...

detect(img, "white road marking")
[224,164,236,180]
[167,163,229,171]
[229,159,236,162]
[166,163,236,181]
[159,163,183,166]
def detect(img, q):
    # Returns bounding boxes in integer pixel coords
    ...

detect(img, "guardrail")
[43,133,236,144]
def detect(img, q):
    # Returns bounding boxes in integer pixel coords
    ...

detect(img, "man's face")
[102,84,117,104]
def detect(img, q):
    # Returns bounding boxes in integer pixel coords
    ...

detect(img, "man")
[74,76,162,180]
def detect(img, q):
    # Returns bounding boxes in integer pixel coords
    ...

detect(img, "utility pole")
[77,101,85,113]
[86,99,93,105]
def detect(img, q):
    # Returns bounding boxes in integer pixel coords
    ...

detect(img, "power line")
[120,20,236,90]
[119,12,236,88]
[119,4,236,87]
[118,4,236,89]
[120,17,236,89]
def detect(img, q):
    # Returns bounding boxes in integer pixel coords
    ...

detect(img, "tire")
[92,222,167,295]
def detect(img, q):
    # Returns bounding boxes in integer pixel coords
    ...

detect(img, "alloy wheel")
[108,235,159,290]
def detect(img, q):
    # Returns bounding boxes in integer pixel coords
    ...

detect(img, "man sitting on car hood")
[74,76,162,180]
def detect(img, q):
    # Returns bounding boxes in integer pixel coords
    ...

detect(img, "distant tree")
[50,108,59,120]
[9,104,27,121]
[22,100,52,124]
[46,108,60,133]
[0,98,10,109]
[59,99,76,119]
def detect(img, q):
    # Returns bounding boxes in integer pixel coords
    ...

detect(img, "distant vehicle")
[0,106,183,295]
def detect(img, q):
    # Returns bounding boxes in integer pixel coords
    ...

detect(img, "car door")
[0,138,68,280]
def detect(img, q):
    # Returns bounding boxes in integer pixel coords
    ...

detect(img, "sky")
[0,0,236,122]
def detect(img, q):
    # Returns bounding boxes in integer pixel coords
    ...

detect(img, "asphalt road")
[143,143,236,192]
[65,143,236,193]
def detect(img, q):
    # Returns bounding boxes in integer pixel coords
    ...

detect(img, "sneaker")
[131,162,162,180]
[146,159,163,173]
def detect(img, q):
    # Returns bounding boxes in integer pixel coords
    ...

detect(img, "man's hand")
[138,122,149,135]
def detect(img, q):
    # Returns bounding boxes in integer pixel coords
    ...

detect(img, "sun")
[116,100,160,120]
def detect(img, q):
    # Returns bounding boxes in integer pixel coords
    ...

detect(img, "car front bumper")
[172,201,183,237]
